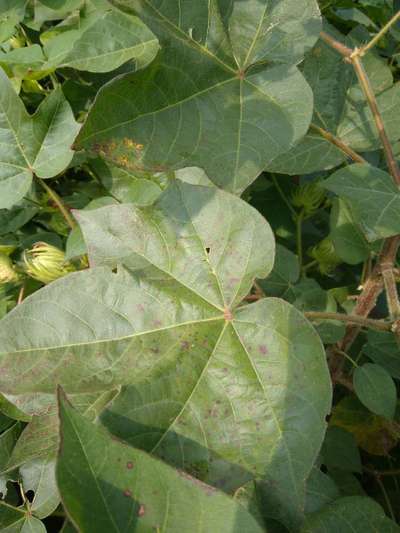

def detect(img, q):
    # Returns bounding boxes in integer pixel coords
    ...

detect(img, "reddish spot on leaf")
[259,345,268,355]
[138,504,145,517]
[127,461,134,469]
[124,489,132,497]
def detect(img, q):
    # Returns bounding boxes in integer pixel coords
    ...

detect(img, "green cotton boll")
[310,237,342,274]
[23,242,75,284]
[291,182,326,215]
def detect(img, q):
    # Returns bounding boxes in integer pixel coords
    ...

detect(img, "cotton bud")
[309,238,341,274]
[0,253,19,284]
[23,243,75,284]
[291,182,326,216]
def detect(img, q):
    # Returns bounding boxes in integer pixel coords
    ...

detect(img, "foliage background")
[0,0,400,531]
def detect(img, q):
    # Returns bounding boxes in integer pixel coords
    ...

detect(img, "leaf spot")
[138,504,146,517]
[127,461,134,469]
[124,489,132,497]
[259,345,268,355]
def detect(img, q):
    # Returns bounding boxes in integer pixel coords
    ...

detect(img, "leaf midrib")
[141,0,237,76]
[0,316,224,356]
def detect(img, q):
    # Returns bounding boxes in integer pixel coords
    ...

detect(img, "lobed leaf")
[76,0,321,193]
[57,390,264,533]
[0,68,80,209]
[0,181,331,527]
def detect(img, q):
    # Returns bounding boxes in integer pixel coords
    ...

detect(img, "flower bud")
[291,182,325,215]
[23,242,75,284]
[309,238,341,274]
[0,253,19,284]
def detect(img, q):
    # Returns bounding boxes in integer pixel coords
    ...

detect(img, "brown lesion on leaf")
[90,138,168,175]
[237,70,245,80]
[123,138,144,152]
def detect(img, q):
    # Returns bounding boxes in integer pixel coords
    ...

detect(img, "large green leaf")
[0,68,80,209]
[0,181,331,527]
[301,496,400,532]
[323,164,400,242]
[57,390,264,533]
[76,0,321,193]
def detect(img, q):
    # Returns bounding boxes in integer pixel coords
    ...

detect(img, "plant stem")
[270,174,297,217]
[350,55,400,185]
[359,10,400,57]
[309,123,367,164]
[304,311,392,331]
[36,178,76,229]
[302,259,318,273]
[334,348,359,368]
[374,473,397,522]
[320,31,353,57]
[296,209,305,268]
[320,32,400,185]
[365,467,400,477]
[17,285,25,305]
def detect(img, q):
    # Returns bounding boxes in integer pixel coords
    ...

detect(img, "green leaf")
[0,422,21,472]
[330,198,371,265]
[90,158,164,205]
[353,363,397,419]
[321,426,362,474]
[4,389,118,471]
[0,1,27,44]
[20,457,59,519]
[0,46,46,78]
[56,389,264,533]
[301,496,400,532]
[304,468,339,514]
[0,502,46,533]
[0,182,332,527]
[0,68,80,209]
[323,164,400,242]
[30,0,83,31]
[266,133,346,175]
[76,0,321,193]
[364,331,400,379]
[258,244,300,299]
[42,1,159,73]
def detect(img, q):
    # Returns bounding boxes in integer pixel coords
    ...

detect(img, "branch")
[359,10,400,57]
[319,31,352,57]
[305,311,392,331]
[36,177,76,230]
[318,30,400,374]
[350,54,400,185]
[310,123,367,164]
